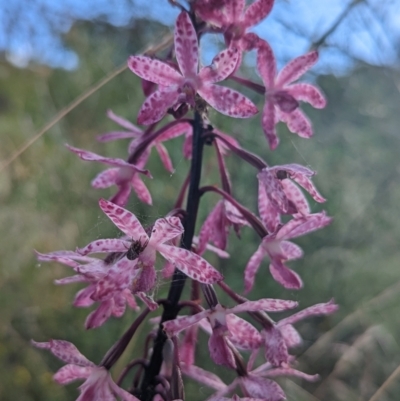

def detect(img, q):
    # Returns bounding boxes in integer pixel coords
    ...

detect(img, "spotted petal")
[199,84,258,118]
[157,244,223,284]
[99,198,148,240]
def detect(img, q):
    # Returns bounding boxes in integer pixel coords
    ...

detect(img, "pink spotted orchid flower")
[36,250,142,329]
[257,41,326,149]
[257,163,326,232]
[195,0,274,51]
[66,144,152,207]
[244,212,332,292]
[163,298,298,369]
[77,199,223,288]
[128,12,257,125]
[97,110,193,174]
[31,339,140,401]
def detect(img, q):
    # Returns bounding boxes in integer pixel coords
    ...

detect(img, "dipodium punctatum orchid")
[33,2,337,401]
[257,40,326,149]
[128,11,258,125]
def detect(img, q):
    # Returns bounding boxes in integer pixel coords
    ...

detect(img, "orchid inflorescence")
[33,1,337,401]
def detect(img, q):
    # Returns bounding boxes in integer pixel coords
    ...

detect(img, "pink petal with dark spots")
[279,108,313,138]
[91,168,119,189]
[137,89,180,125]
[158,244,223,284]
[261,100,278,150]
[77,238,130,255]
[276,51,319,87]
[242,375,285,401]
[99,198,148,239]
[244,244,267,294]
[226,315,262,350]
[181,364,227,391]
[278,299,338,327]
[258,168,288,212]
[128,56,182,86]
[243,0,274,28]
[155,142,174,173]
[280,179,310,215]
[286,83,326,108]
[229,298,298,314]
[66,145,149,176]
[278,324,302,348]
[199,48,239,84]
[175,12,199,77]
[31,339,95,367]
[209,331,236,369]
[289,173,326,203]
[280,241,303,260]
[131,174,152,205]
[261,327,289,367]
[262,367,319,382]
[278,213,332,240]
[258,178,280,233]
[74,286,96,307]
[53,364,92,384]
[163,311,210,335]
[85,299,114,329]
[151,216,184,245]
[198,201,227,255]
[257,40,276,89]
[198,84,258,118]
[269,261,303,289]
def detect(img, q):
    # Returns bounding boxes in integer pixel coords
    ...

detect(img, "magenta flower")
[66,145,152,206]
[163,299,298,368]
[197,199,249,254]
[36,250,142,329]
[244,212,332,292]
[98,110,193,174]
[257,41,326,149]
[78,199,223,287]
[257,163,326,232]
[183,360,318,401]
[128,12,257,125]
[32,339,139,401]
[195,0,274,50]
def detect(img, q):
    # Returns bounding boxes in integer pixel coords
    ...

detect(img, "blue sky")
[1,0,399,74]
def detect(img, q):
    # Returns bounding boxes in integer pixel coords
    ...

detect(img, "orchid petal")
[269,261,303,289]
[158,244,223,284]
[199,48,239,84]
[53,364,92,384]
[150,216,184,245]
[175,12,199,77]
[137,89,180,125]
[286,83,326,108]
[106,109,143,133]
[243,0,274,28]
[91,168,118,189]
[31,339,95,367]
[99,199,148,239]
[131,174,152,205]
[229,298,298,314]
[276,51,319,87]
[77,238,130,255]
[198,84,258,118]
[128,56,182,86]
[244,244,267,294]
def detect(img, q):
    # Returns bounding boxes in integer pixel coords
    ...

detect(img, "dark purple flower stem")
[138,109,205,400]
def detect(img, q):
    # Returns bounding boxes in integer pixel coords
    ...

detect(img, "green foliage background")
[1,16,400,401]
